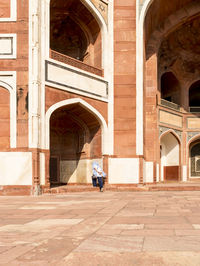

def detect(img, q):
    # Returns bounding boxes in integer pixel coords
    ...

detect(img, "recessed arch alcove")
[50,0,102,68]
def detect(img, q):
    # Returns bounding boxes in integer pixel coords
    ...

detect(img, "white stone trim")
[136,0,154,155]
[143,161,154,183]
[28,0,33,148]
[40,153,45,185]
[156,163,159,182]
[76,0,109,75]
[45,98,109,155]
[0,34,17,59]
[0,0,17,21]
[0,72,17,148]
[28,0,41,148]
[182,165,187,182]
[107,0,114,155]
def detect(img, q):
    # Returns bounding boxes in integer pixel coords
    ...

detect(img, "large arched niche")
[142,0,200,163]
[136,0,200,157]
[50,0,102,68]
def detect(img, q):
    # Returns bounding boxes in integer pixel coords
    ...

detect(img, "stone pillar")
[143,53,159,182]
[103,155,109,184]
[29,0,42,193]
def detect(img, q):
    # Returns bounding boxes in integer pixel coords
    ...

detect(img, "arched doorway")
[47,101,105,187]
[160,132,180,181]
[189,140,200,178]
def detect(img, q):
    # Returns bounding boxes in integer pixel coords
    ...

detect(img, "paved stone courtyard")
[1,191,200,265]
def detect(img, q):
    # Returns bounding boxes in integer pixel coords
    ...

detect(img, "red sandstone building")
[0,0,200,195]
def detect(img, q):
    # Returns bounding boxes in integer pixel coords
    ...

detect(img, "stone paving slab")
[1,191,200,264]
[60,252,200,266]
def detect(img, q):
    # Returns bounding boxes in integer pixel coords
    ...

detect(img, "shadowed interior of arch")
[160,72,181,106]
[50,0,102,68]
[49,103,102,186]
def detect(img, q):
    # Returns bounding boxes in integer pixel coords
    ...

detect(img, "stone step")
[43,183,200,194]
[0,186,31,196]
[2,183,200,196]
[149,186,200,191]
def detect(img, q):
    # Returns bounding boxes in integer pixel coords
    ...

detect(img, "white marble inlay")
[46,60,108,99]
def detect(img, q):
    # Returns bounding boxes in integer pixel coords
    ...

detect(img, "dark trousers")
[92,176,103,189]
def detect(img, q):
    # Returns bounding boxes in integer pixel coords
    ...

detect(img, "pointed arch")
[45,98,109,154]
[187,134,200,148]
[160,129,181,144]
[160,130,181,181]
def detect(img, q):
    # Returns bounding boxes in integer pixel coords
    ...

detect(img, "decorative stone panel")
[90,0,108,24]
[187,118,200,129]
[0,0,17,21]
[159,110,182,128]
[0,34,16,59]
[45,60,108,100]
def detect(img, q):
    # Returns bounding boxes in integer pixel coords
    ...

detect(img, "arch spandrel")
[86,0,108,24]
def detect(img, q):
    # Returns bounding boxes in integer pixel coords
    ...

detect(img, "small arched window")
[189,80,200,112]
[161,72,181,105]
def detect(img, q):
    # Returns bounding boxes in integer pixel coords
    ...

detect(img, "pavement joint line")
[66,200,131,254]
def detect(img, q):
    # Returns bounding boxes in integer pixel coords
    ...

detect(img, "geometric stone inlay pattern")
[90,0,108,24]
[187,132,200,142]
[159,126,182,139]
